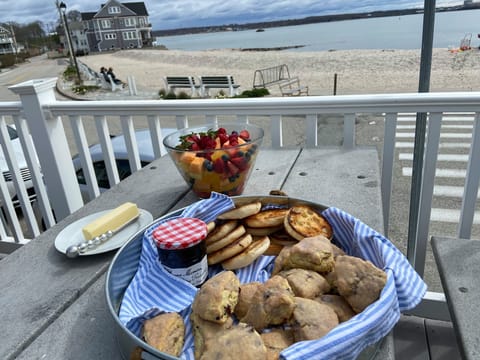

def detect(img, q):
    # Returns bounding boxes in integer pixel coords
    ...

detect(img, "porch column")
[9,78,83,220]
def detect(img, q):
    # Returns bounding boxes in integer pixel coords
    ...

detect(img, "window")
[104,33,117,40]
[122,31,137,40]
[101,20,112,29]
[108,6,121,14]
[125,18,135,27]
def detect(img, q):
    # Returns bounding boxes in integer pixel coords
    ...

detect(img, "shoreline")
[79,47,480,97]
[153,4,480,36]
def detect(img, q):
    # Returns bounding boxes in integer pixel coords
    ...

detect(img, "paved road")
[0,54,68,101]
[3,54,470,293]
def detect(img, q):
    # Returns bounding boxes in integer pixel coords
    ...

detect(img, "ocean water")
[155,9,480,51]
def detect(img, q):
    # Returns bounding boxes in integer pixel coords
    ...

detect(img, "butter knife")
[65,214,140,258]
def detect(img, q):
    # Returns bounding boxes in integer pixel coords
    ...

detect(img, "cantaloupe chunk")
[179,151,197,165]
[189,156,205,179]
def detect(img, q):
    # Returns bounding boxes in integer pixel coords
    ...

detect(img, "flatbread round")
[217,201,262,220]
[206,225,246,254]
[244,209,288,228]
[205,221,238,246]
[208,233,253,265]
[222,236,271,270]
[284,205,333,240]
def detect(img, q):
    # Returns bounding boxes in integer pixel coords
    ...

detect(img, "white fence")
[2,78,480,319]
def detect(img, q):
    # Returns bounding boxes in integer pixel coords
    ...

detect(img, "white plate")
[55,208,153,256]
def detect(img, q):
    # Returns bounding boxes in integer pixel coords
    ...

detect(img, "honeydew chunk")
[82,202,139,240]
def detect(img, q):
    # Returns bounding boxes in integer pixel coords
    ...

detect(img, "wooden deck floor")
[394,315,462,360]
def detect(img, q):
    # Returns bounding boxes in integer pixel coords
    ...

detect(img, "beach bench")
[103,73,121,91]
[164,76,199,96]
[199,75,240,97]
[279,77,309,96]
[253,64,291,89]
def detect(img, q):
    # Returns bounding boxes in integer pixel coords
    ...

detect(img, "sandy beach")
[79,47,480,97]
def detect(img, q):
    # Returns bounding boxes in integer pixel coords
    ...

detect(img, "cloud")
[0,0,465,30]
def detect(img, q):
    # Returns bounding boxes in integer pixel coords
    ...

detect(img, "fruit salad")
[169,127,261,198]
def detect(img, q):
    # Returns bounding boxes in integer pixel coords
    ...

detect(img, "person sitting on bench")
[100,66,110,83]
[107,67,124,86]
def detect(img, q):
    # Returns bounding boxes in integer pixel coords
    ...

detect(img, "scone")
[142,312,185,357]
[277,268,331,299]
[234,282,262,319]
[335,255,387,312]
[284,205,333,240]
[291,297,339,342]
[200,323,267,360]
[191,270,240,323]
[275,235,335,274]
[241,275,296,331]
[261,328,295,360]
[190,312,234,359]
[315,294,357,322]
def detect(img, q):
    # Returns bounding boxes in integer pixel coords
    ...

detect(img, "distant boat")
[256,28,265,32]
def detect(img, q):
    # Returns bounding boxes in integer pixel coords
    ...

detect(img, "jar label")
[163,255,208,286]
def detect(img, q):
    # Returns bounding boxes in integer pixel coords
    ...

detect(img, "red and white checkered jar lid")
[152,217,207,250]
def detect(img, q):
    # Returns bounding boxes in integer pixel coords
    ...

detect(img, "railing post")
[9,78,83,221]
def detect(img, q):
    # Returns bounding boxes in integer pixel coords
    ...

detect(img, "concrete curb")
[55,79,87,101]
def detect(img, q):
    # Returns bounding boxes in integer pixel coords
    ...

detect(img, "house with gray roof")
[81,0,152,52]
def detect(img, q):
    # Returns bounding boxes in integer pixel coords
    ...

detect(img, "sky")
[0,0,465,31]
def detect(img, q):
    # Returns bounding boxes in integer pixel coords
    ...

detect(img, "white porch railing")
[2,77,480,321]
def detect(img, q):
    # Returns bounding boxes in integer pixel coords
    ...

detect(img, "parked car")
[0,125,37,208]
[72,128,176,201]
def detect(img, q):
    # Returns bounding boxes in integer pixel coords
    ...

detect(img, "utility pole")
[56,0,81,84]
[9,24,18,64]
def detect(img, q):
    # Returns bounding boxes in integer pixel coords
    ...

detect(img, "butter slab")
[82,202,139,240]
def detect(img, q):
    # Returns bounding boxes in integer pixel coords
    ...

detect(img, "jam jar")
[152,217,208,287]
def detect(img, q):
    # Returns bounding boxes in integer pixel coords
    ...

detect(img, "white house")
[0,25,16,55]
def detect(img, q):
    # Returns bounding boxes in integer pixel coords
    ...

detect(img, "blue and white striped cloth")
[119,195,427,360]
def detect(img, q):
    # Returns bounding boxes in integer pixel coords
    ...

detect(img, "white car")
[0,125,36,208]
[72,128,176,200]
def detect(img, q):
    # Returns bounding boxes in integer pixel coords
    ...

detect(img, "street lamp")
[58,1,81,84]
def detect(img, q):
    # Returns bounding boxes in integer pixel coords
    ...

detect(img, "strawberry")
[226,161,240,176]
[218,133,229,145]
[229,156,248,170]
[213,158,225,173]
[239,130,250,141]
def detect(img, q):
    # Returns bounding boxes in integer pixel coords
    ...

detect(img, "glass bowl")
[163,123,264,198]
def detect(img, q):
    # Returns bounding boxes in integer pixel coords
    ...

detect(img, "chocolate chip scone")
[277,268,331,299]
[191,270,240,324]
[291,297,339,342]
[261,328,294,360]
[142,312,185,357]
[200,323,267,360]
[335,255,387,313]
[315,294,357,322]
[278,235,335,274]
[241,275,296,331]
[190,312,234,359]
[234,281,262,319]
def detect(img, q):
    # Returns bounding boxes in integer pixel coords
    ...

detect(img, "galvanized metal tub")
[105,195,383,359]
